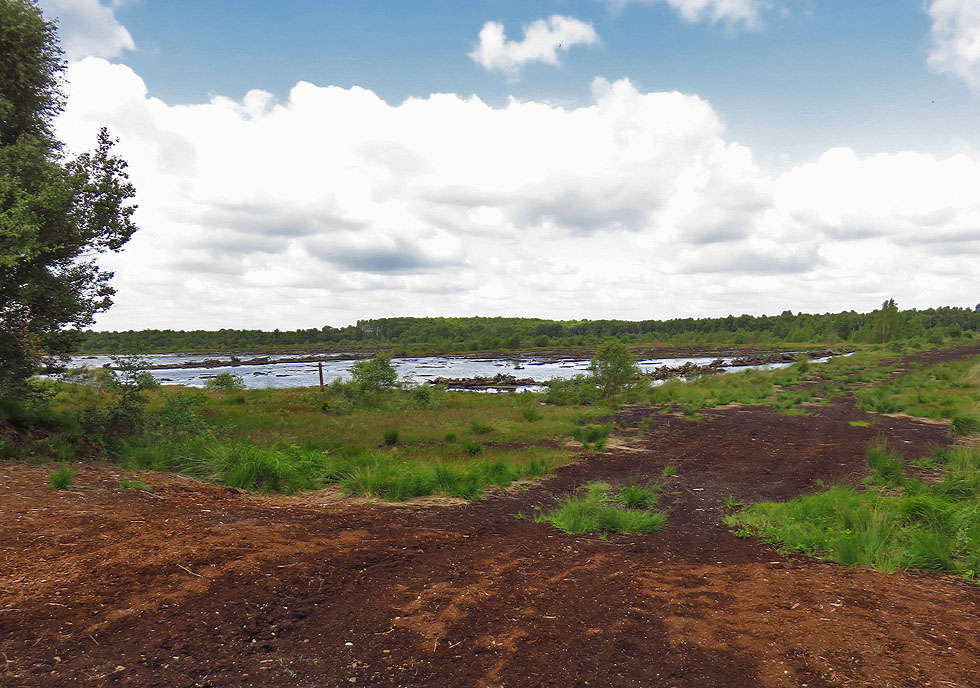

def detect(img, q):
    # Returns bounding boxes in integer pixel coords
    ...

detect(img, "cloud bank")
[470,15,600,77]
[927,0,980,91]
[54,59,980,329]
[37,0,134,60]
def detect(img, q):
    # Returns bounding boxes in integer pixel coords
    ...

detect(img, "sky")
[38,0,980,330]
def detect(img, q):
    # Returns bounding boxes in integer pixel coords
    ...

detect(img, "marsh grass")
[951,414,980,436]
[853,355,980,421]
[537,482,667,534]
[865,437,905,486]
[572,423,612,451]
[727,442,980,578]
[97,384,609,498]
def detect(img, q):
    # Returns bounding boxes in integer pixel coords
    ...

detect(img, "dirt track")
[2,347,980,687]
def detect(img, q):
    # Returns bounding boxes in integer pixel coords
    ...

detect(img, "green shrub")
[383,428,400,446]
[349,354,398,392]
[546,376,601,405]
[464,440,483,455]
[204,372,245,391]
[50,463,75,490]
[588,340,640,396]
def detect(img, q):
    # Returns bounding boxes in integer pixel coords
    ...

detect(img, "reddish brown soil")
[2,347,980,687]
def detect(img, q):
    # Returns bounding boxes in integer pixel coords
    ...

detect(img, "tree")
[0,0,137,396]
[349,354,398,392]
[872,298,900,343]
[588,339,639,396]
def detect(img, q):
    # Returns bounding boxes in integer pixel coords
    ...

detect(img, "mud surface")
[2,347,980,687]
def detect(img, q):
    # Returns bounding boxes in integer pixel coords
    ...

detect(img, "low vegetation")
[727,441,980,578]
[1,354,618,500]
[536,482,667,535]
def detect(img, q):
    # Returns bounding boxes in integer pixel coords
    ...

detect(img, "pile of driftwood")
[427,373,536,389]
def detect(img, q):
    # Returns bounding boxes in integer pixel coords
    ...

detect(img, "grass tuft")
[537,482,667,535]
[951,414,980,436]
[49,462,75,490]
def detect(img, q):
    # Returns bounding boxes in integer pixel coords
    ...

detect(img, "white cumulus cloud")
[54,59,980,329]
[603,0,770,29]
[469,15,599,77]
[37,0,134,61]
[927,0,980,91]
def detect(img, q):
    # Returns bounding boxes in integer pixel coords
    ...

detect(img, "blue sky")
[107,0,978,160]
[38,0,980,329]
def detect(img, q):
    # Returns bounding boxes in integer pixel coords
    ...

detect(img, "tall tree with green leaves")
[0,0,137,396]
[873,298,900,343]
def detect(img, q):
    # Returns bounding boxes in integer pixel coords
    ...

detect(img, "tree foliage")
[589,339,640,396]
[349,354,398,392]
[0,0,137,395]
[76,303,980,355]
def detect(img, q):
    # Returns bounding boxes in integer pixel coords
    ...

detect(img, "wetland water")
[67,352,815,390]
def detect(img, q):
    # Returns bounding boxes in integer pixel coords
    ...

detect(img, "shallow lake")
[66,352,815,390]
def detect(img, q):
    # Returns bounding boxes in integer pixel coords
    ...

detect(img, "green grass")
[38,382,612,499]
[50,463,75,490]
[572,423,612,451]
[537,482,667,535]
[119,478,151,489]
[726,442,980,578]
[951,414,980,436]
[854,355,980,421]
[662,464,678,477]
[865,437,905,487]
[616,483,658,509]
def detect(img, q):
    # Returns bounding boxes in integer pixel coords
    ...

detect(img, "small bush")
[546,376,601,405]
[383,429,400,446]
[204,372,245,391]
[662,464,678,477]
[588,340,640,396]
[349,354,398,392]
[465,440,483,455]
[443,432,458,442]
[50,463,75,490]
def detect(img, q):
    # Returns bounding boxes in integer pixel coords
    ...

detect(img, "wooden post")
[318,361,324,391]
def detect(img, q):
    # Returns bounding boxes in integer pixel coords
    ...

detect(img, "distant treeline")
[79,302,979,354]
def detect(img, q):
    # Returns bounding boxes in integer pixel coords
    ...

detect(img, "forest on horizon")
[79,302,980,354]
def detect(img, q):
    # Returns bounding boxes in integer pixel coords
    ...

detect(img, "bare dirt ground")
[2,346,979,687]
